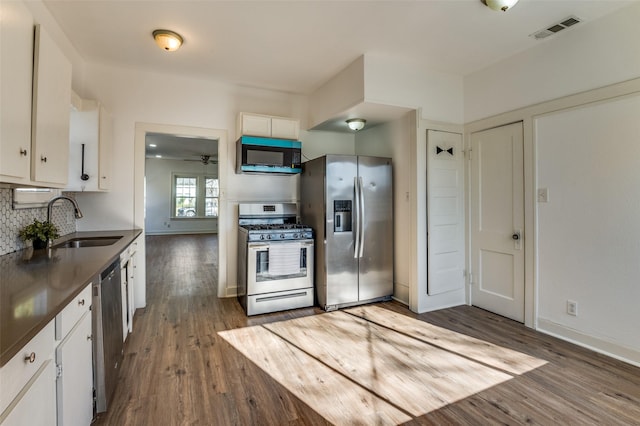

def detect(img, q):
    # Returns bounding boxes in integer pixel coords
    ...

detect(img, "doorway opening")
[144,133,219,234]
[134,123,228,298]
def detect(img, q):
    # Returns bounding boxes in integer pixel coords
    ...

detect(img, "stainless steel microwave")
[236,136,302,174]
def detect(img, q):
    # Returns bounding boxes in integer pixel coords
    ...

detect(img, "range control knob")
[260,235,265,240]
[267,234,271,240]
[281,234,285,239]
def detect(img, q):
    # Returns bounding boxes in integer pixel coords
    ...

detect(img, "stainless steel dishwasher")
[93,259,123,413]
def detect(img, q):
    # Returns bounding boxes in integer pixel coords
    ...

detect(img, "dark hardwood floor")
[94,234,640,425]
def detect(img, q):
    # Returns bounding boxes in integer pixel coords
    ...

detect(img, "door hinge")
[467,148,473,160]
[56,363,63,379]
[468,273,473,285]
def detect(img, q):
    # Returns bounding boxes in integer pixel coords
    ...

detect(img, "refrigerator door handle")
[354,176,360,258]
[358,176,365,258]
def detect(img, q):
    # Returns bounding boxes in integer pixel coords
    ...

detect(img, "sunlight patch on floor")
[218,306,547,424]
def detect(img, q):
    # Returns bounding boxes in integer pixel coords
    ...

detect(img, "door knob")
[512,233,520,240]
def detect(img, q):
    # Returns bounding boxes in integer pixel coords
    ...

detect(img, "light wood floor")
[95,234,640,425]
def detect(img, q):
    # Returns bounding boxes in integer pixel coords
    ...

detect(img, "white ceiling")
[43,0,635,96]
[44,0,635,155]
[145,133,218,163]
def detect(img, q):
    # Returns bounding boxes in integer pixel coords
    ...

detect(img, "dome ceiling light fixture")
[152,29,183,52]
[346,118,366,131]
[481,0,519,12]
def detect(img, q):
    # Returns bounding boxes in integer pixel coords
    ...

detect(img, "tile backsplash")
[0,188,76,255]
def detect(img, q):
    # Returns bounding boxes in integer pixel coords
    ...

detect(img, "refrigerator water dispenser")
[334,200,352,232]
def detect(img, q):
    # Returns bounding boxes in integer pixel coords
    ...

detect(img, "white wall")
[75,62,311,297]
[535,93,640,363]
[145,158,218,235]
[465,76,640,365]
[308,57,365,129]
[301,130,355,160]
[465,2,640,123]
[365,54,464,124]
[463,1,640,365]
[309,54,465,128]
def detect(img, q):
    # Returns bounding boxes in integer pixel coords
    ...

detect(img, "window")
[205,178,219,217]
[172,174,218,218]
[174,176,197,217]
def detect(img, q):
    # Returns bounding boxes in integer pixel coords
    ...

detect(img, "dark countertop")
[0,229,142,366]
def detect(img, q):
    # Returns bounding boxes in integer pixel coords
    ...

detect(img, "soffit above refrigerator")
[309,102,414,133]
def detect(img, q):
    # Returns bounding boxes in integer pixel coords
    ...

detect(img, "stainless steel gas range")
[237,203,314,316]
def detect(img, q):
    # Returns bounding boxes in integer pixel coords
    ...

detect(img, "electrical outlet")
[567,300,578,316]
[537,188,549,203]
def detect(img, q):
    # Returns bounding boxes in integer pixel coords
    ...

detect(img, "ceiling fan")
[184,154,218,165]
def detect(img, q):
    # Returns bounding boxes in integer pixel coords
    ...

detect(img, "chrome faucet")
[47,196,83,234]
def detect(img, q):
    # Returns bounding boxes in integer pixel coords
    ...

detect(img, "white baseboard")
[537,318,640,368]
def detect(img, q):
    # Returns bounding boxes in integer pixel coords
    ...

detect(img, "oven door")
[246,240,314,295]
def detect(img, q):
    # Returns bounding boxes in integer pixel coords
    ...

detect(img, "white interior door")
[470,122,524,322]
[427,130,465,296]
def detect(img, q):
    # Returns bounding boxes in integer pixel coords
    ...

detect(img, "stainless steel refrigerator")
[301,155,393,310]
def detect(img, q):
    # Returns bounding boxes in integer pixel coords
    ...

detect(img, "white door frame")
[465,120,536,328]
[134,123,229,298]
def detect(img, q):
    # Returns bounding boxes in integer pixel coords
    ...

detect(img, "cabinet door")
[271,117,299,140]
[55,312,93,426]
[98,105,113,190]
[31,25,71,187]
[0,1,33,183]
[0,360,56,426]
[67,106,98,191]
[128,249,137,333]
[240,114,271,137]
[121,264,128,341]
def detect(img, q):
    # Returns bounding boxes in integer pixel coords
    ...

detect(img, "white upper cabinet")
[31,24,72,187]
[0,12,72,188]
[0,1,34,183]
[239,113,271,138]
[66,99,113,192]
[237,112,300,140]
[271,117,299,140]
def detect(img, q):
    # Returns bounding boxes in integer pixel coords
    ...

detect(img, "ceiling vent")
[530,15,581,40]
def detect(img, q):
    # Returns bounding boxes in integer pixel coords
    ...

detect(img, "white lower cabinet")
[0,360,56,426]
[54,284,93,426]
[120,236,140,340]
[0,323,56,426]
[55,312,93,426]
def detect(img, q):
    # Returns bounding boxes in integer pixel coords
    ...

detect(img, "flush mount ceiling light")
[346,118,366,131]
[152,29,183,52]
[481,0,519,12]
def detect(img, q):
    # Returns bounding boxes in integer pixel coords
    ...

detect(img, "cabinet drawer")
[0,322,54,415]
[128,239,138,256]
[55,284,91,340]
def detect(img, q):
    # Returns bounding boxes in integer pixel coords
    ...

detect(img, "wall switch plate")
[537,188,549,203]
[567,300,578,316]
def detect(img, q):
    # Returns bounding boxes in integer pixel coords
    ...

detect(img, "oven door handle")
[248,244,270,250]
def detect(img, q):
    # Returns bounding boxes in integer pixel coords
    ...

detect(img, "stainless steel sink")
[53,236,122,249]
